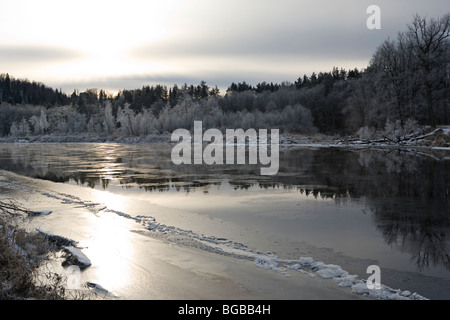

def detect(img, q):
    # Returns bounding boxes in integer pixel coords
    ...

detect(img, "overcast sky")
[1,0,449,94]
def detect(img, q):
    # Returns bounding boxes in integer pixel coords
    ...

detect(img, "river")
[0,143,448,299]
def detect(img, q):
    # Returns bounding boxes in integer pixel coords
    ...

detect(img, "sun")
[1,0,185,86]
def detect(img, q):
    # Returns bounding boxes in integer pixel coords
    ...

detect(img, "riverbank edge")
[0,125,448,148]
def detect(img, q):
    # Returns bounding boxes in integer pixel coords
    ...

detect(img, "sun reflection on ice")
[96,190,127,212]
[83,190,134,295]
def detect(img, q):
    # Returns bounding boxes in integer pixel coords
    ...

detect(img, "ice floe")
[279,256,427,300]
[254,257,284,273]
[315,264,347,279]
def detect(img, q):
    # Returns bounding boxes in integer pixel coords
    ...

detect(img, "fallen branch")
[339,128,448,146]
[0,199,34,217]
[0,199,52,218]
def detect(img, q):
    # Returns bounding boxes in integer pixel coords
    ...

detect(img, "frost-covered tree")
[370,34,420,125]
[87,116,103,135]
[138,109,158,136]
[117,104,136,136]
[10,117,31,137]
[29,108,49,135]
[103,102,117,135]
[359,14,449,133]
[406,14,450,127]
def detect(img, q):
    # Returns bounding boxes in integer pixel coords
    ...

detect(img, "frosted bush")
[357,126,375,140]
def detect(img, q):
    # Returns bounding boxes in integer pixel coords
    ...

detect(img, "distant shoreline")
[0,125,448,141]
[0,129,448,154]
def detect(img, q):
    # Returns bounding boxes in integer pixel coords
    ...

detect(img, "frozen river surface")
[0,143,448,299]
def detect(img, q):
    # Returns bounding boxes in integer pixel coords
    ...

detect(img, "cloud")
[0,45,84,64]
[1,0,449,93]
[130,27,385,62]
[128,1,393,73]
[130,0,449,62]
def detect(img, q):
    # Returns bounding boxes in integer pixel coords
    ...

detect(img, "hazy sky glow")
[1,0,449,94]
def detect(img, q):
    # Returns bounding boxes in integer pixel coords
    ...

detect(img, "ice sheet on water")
[28,187,431,300]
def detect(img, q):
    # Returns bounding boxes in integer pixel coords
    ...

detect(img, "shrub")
[0,201,87,300]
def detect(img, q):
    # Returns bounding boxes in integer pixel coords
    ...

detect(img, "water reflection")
[355,150,450,272]
[83,208,133,294]
[370,203,450,272]
[0,143,448,274]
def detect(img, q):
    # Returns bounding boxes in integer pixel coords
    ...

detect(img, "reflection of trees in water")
[279,148,449,272]
[354,150,450,271]
[369,201,450,271]
[0,144,449,271]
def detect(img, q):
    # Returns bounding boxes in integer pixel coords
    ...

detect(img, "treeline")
[0,14,448,139]
[0,74,69,106]
[0,97,316,138]
[0,75,220,111]
[116,81,220,113]
[228,67,362,93]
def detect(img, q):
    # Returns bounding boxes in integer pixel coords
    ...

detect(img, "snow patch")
[336,275,359,287]
[62,246,92,269]
[351,283,412,300]
[36,228,78,247]
[284,257,428,300]
[315,264,348,279]
[254,257,282,272]
[299,257,314,266]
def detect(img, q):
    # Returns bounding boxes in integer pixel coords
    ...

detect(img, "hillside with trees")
[0,14,448,141]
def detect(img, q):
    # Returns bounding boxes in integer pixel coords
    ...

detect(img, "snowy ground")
[0,169,429,300]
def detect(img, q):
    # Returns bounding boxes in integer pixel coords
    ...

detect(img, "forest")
[0,14,448,140]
